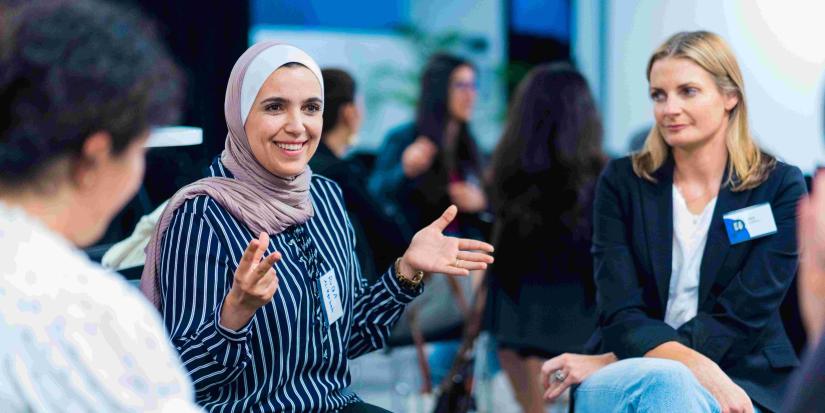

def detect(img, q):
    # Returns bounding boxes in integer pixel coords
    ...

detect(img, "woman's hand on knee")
[539,352,616,402]
[689,358,752,413]
[713,383,753,413]
[702,372,753,413]
[646,342,753,413]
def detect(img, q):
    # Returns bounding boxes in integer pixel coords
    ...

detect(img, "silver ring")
[552,369,567,382]
[454,258,460,267]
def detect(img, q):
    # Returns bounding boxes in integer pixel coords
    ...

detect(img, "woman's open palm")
[402,205,494,276]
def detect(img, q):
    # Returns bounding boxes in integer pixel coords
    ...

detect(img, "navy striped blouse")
[158,158,421,412]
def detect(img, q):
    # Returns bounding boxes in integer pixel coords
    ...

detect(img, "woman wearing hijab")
[0,0,198,411]
[140,42,494,413]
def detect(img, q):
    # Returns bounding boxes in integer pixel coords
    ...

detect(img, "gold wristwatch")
[394,257,424,290]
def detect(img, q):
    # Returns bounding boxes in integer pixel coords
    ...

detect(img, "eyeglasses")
[289,224,331,360]
[450,81,478,92]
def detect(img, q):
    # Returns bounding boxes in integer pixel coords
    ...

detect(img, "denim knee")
[586,358,695,393]
[575,357,719,413]
[624,358,718,412]
[632,358,695,388]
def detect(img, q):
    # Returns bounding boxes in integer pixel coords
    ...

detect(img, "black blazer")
[586,156,806,412]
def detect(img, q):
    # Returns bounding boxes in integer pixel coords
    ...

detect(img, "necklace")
[674,183,717,217]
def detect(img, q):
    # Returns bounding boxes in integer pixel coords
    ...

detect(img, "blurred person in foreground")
[485,63,604,413]
[781,102,825,410]
[308,68,407,282]
[539,31,805,413]
[0,0,200,411]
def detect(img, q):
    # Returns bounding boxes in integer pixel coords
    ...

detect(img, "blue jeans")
[574,358,762,413]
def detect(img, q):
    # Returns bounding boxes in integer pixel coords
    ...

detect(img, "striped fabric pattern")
[158,158,420,412]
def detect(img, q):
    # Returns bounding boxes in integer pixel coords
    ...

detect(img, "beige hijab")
[139,42,324,308]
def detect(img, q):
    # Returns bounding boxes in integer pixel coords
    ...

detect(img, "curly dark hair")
[0,0,183,189]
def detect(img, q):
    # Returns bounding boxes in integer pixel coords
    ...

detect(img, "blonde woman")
[539,31,805,413]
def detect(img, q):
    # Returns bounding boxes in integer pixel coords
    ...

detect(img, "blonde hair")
[631,31,774,191]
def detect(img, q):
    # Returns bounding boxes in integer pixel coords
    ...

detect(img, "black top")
[586,156,806,412]
[485,170,597,356]
[491,169,595,287]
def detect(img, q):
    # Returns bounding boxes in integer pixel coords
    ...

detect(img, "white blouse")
[665,185,717,329]
[0,202,201,412]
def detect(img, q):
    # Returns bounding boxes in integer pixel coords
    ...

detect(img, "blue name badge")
[722,202,777,245]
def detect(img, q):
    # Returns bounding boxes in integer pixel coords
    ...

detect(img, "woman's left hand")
[399,205,494,277]
[540,352,617,402]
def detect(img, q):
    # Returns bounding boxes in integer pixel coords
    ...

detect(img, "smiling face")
[648,57,738,151]
[244,64,323,178]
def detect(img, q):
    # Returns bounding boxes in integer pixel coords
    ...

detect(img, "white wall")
[251,0,506,152]
[572,0,604,107]
[588,0,825,173]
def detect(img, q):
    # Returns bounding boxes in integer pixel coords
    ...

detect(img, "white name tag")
[319,269,344,325]
[722,202,777,245]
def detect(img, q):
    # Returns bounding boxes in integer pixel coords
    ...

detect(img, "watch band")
[394,257,424,290]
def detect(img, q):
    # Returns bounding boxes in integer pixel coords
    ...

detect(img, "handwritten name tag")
[319,269,344,325]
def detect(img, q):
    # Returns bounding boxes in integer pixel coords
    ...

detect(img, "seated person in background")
[369,53,489,241]
[0,0,199,410]
[139,42,494,413]
[308,68,407,282]
[485,63,604,413]
[540,31,805,413]
[368,54,490,383]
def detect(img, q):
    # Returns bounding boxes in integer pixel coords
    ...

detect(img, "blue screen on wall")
[511,0,569,41]
[252,0,409,31]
